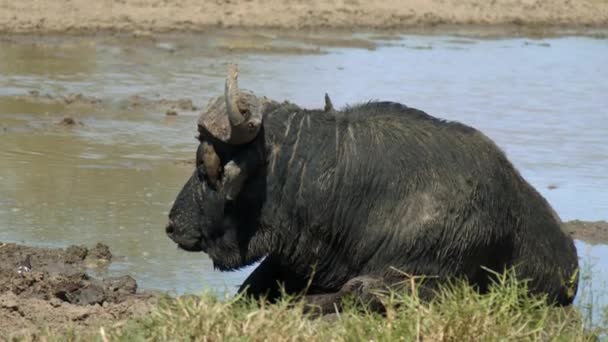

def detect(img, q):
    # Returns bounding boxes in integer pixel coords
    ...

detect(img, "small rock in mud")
[57,116,83,126]
[88,243,112,262]
[175,98,197,111]
[59,117,76,125]
[22,91,102,107]
[163,98,197,112]
[65,245,88,263]
[166,109,178,116]
[61,93,102,105]
[104,275,138,298]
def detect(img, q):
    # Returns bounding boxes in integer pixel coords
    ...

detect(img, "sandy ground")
[0,0,608,34]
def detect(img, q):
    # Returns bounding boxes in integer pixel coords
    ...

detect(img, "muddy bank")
[3,91,200,127]
[13,91,198,113]
[564,220,608,245]
[0,242,157,339]
[1,0,608,34]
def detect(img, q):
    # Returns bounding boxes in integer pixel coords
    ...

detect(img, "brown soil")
[563,220,608,245]
[0,0,607,34]
[0,241,157,339]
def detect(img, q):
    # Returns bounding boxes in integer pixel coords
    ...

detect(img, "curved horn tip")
[224,63,246,127]
[228,64,239,81]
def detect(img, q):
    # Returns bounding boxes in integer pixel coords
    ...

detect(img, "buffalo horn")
[224,64,246,126]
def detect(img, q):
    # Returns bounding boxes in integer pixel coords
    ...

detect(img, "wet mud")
[14,91,198,113]
[564,220,608,245]
[0,242,157,338]
[6,91,201,128]
[18,91,103,107]
[120,95,199,113]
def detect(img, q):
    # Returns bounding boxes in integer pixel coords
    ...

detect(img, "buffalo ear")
[324,93,335,112]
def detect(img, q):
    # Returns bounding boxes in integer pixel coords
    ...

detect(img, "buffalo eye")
[195,145,207,181]
[196,163,206,182]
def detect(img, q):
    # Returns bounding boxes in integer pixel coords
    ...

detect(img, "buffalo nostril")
[165,222,175,235]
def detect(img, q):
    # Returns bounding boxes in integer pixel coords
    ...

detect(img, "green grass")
[38,269,606,342]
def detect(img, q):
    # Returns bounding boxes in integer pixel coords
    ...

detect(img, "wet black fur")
[167,100,579,306]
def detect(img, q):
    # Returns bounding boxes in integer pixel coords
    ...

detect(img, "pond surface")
[0,31,607,308]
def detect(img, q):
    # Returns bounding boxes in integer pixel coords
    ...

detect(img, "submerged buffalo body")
[166,66,579,308]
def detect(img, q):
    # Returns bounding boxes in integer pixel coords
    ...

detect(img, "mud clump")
[65,244,88,262]
[89,242,112,261]
[0,242,156,338]
[56,116,85,127]
[61,93,102,106]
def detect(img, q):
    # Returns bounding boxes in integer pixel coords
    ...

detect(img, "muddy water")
[1,31,607,304]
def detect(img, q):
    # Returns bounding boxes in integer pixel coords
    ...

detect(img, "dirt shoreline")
[563,220,608,245]
[1,0,608,35]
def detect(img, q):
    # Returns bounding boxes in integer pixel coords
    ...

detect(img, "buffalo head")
[166,65,269,271]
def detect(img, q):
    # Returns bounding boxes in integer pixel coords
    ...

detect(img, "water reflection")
[0,32,606,301]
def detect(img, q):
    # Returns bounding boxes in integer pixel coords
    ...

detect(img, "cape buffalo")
[166,65,579,310]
